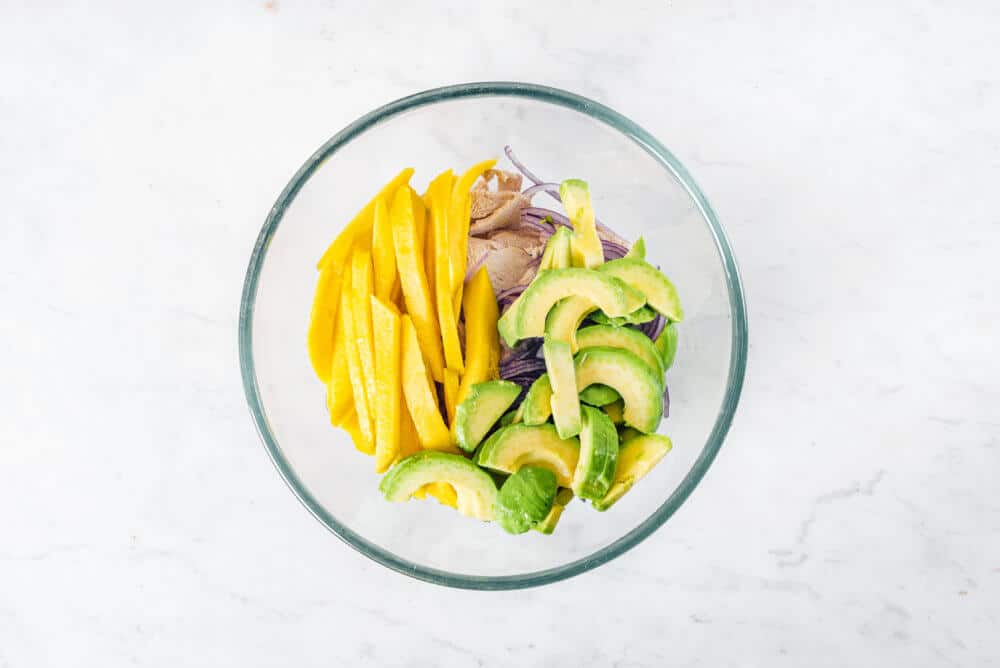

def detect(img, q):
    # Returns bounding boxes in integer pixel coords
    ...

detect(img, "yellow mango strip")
[391,186,445,382]
[456,266,500,404]
[325,322,353,426]
[339,265,374,451]
[370,296,402,473]
[317,168,414,270]
[306,263,341,382]
[428,170,464,373]
[411,487,428,500]
[425,482,459,508]
[443,367,460,424]
[350,246,379,434]
[400,315,456,452]
[398,402,422,461]
[449,159,497,316]
[370,198,396,301]
[341,408,372,455]
[422,187,437,314]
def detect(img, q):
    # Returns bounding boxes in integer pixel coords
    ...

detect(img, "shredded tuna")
[473,168,522,193]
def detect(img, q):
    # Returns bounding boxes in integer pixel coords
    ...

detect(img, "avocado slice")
[379,451,498,521]
[475,423,580,487]
[654,322,678,371]
[454,380,523,452]
[538,227,573,271]
[573,406,620,500]
[597,258,683,322]
[579,383,620,406]
[520,374,553,425]
[497,269,635,346]
[592,433,672,511]
[603,399,625,424]
[545,296,597,353]
[543,338,582,439]
[534,487,574,534]
[499,410,518,427]
[624,236,646,260]
[590,305,657,327]
[576,324,665,379]
[495,466,558,534]
[574,347,663,433]
[560,179,604,268]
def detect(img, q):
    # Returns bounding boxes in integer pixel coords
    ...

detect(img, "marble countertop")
[3,2,998,665]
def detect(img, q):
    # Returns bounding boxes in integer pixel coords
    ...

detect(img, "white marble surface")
[3,1,999,665]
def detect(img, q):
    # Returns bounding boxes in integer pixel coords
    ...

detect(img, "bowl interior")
[242,84,746,587]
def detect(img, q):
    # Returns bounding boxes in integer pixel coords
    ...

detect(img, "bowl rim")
[239,81,748,590]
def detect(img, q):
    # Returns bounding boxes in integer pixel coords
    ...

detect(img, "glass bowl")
[239,82,747,589]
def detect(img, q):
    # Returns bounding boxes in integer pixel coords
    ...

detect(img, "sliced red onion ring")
[602,239,629,260]
[500,358,547,377]
[522,182,562,201]
[504,145,544,186]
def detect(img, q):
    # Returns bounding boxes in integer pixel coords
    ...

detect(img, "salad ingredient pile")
[306,148,682,534]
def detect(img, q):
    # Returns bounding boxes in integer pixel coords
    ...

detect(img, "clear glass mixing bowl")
[239,82,748,589]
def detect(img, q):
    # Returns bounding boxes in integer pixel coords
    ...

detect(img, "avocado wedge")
[572,405,619,500]
[380,451,498,521]
[495,466,558,534]
[475,423,580,487]
[574,347,663,433]
[592,433,672,511]
[454,380,523,452]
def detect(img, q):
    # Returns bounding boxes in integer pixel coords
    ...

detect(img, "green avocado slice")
[475,423,580,487]
[520,373,553,426]
[379,451,498,521]
[496,269,635,347]
[543,338,581,439]
[597,258,683,322]
[545,296,597,353]
[560,179,604,269]
[538,227,573,271]
[654,322,679,371]
[495,466,557,534]
[592,433,672,511]
[572,406,620,500]
[454,380,523,452]
[574,347,663,434]
[576,324,665,379]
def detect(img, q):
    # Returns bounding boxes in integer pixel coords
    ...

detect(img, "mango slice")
[307,263,341,382]
[325,321,352,425]
[430,170,464,373]
[391,187,445,382]
[350,245,379,431]
[444,367,460,424]
[456,266,500,404]
[400,315,455,452]
[371,197,397,301]
[371,296,402,473]
[339,263,374,452]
